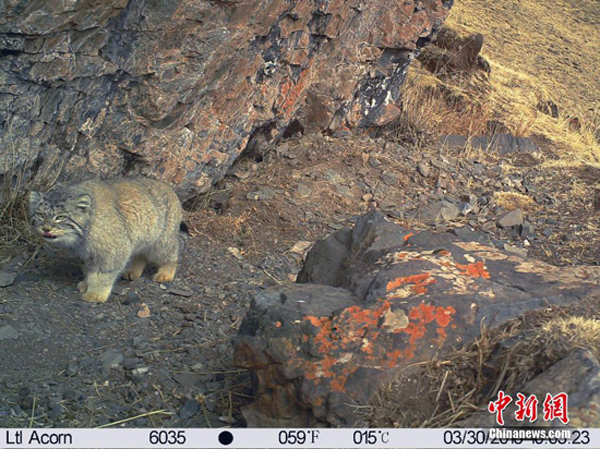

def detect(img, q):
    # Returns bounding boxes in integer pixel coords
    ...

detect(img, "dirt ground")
[2,129,600,427]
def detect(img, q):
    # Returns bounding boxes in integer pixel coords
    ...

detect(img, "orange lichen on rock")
[299,298,456,390]
[403,303,456,345]
[403,232,414,242]
[305,315,334,353]
[386,273,437,297]
[455,261,491,279]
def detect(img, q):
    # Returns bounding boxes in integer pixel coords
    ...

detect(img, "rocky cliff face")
[0,0,452,198]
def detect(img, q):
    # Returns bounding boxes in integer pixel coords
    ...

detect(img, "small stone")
[18,387,31,397]
[0,271,16,288]
[124,291,140,304]
[0,325,19,340]
[290,241,312,254]
[48,404,63,420]
[459,202,472,216]
[112,285,126,296]
[100,349,123,369]
[66,363,79,376]
[191,362,205,372]
[418,200,459,222]
[218,416,236,424]
[169,288,194,297]
[496,209,524,228]
[179,400,199,420]
[520,221,533,237]
[362,193,373,202]
[132,366,149,376]
[122,357,140,370]
[542,228,553,238]
[381,172,398,186]
[418,162,430,177]
[297,184,312,197]
[173,373,202,388]
[247,188,276,201]
[503,243,527,257]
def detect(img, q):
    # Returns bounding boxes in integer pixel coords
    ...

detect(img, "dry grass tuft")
[394,0,600,168]
[381,65,492,147]
[363,311,600,428]
[0,146,62,258]
[493,192,536,211]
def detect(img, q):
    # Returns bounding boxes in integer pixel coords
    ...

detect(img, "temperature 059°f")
[352,430,390,445]
[278,430,320,445]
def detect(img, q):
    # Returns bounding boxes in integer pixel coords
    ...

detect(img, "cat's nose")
[42,225,51,232]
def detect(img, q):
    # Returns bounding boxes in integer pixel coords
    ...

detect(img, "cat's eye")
[34,213,44,220]
[54,214,68,221]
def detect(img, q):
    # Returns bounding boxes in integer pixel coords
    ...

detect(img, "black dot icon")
[218,431,234,446]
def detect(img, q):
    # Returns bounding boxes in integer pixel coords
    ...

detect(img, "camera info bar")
[0,428,594,448]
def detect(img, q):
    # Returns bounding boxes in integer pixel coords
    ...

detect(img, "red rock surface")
[0,0,453,198]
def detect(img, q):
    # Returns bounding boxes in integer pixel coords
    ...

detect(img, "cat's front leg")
[81,269,121,303]
[78,264,89,293]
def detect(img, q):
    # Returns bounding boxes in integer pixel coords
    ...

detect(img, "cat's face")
[29,188,92,246]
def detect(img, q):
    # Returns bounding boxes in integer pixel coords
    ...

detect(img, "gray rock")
[297,184,312,197]
[503,243,528,257]
[0,271,17,288]
[100,349,123,369]
[247,188,276,201]
[496,209,524,228]
[439,135,468,150]
[520,221,533,237]
[180,399,199,419]
[173,373,202,388]
[0,325,19,340]
[418,200,460,222]
[418,162,431,177]
[381,172,398,186]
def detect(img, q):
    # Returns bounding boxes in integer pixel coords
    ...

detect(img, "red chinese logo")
[515,393,538,422]
[487,390,512,426]
[488,392,569,425]
[543,393,569,425]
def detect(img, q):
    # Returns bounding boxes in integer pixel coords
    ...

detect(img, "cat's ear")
[28,191,42,215]
[76,194,92,210]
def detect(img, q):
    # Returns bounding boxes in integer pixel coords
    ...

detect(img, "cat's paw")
[123,270,142,281]
[82,289,110,303]
[153,265,176,283]
[77,281,88,293]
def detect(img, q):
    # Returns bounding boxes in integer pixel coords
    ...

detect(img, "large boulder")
[0,0,453,199]
[233,211,600,426]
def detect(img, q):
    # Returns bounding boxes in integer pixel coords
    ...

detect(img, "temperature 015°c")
[278,430,320,445]
[352,430,391,445]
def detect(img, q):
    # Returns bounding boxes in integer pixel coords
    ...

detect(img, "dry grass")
[0,144,62,258]
[363,310,600,428]
[493,192,536,211]
[383,65,492,146]
[398,0,600,167]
